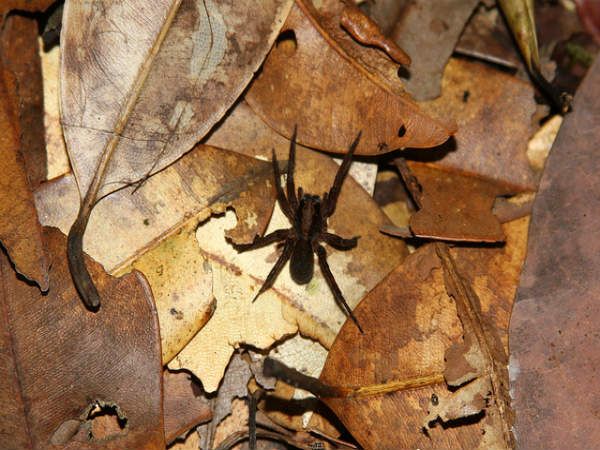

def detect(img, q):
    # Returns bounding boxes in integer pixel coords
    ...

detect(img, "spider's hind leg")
[315,244,364,334]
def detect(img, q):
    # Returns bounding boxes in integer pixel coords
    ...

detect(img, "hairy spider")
[236,127,363,333]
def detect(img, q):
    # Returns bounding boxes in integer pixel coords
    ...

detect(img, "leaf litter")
[2,0,598,448]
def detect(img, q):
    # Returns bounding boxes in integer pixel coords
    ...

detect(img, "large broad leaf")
[509,55,600,448]
[0,228,164,449]
[60,0,293,308]
[245,0,455,156]
[318,216,528,448]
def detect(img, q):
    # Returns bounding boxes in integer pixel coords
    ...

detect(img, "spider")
[236,127,364,333]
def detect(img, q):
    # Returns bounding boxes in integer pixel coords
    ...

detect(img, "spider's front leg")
[234,229,289,252]
[321,232,360,250]
[315,244,364,334]
[252,237,296,302]
[322,131,362,218]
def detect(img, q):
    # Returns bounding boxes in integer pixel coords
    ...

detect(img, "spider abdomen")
[290,238,314,284]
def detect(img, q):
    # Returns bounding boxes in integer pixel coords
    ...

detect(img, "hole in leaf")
[398,125,407,137]
[86,401,127,441]
[276,29,297,57]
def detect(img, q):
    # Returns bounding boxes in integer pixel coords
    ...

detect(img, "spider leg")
[253,237,295,302]
[321,232,360,250]
[315,244,364,334]
[323,131,362,218]
[286,126,299,211]
[235,229,290,252]
[272,150,294,221]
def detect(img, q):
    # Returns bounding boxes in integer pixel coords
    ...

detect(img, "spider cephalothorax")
[236,127,363,333]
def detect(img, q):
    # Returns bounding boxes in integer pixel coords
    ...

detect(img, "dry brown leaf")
[417,57,539,191]
[390,0,480,100]
[0,227,164,449]
[455,4,522,72]
[0,0,54,15]
[245,1,455,156]
[163,370,212,445]
[60,0,294,308]
[318,216,529,448]
[35,144,276,363]
[0,14,47,188]
[405,161,510,242]
[0,58,49,290]
[307,0,410,96]
[509,55,600,448]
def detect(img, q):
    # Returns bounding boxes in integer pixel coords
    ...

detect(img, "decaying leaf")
[0,0,55,16]
[163,370,212,445]
[0,14,47,188]
[317,214,529,448]
[432,243,513,448]
[0,57,49,290]
[510,55,600,448]
[41,44,70,180]
[455,4,522,72]
[404,160,510,242]
[390,0,480,100]
[307,0,411,93]
[196,352,254,450]
[0,227,164,449]
[245,0,455,156]
[417,57,539,191]
[60,0,294,308]
[35,144,276,363]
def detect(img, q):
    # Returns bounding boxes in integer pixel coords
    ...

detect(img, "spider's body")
[290,193,322,284]
[236,128,364,333]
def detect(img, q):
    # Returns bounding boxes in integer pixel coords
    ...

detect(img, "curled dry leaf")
[245,0,455,156]
[319,216,529,449]
[0,227,164,449]
[60,0,294,308]
[35,144,276,363]
[417,57,539,191]
[510,56,600,448]
[312,0,411,80]
[173,100,407,393]
[404,160,510,243]
[339,2,411,65]
[0,58,49,290]
[390,0,480,100]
